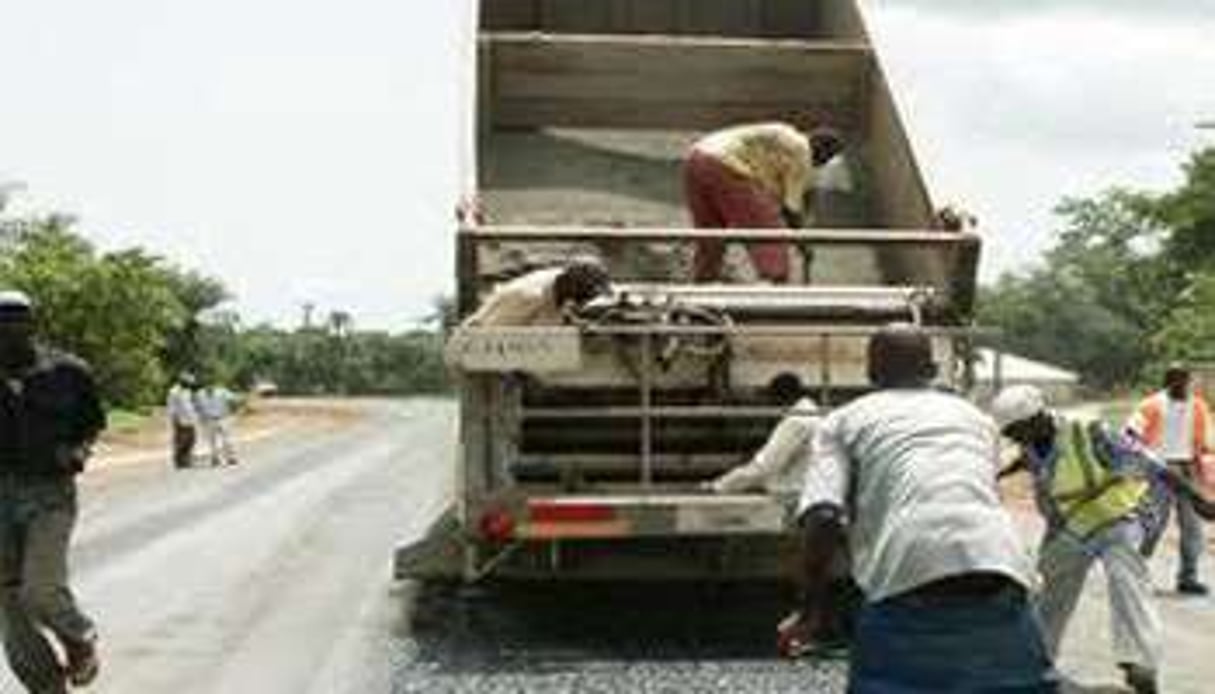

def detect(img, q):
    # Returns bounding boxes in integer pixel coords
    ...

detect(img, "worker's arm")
[1116,426,1215,520]
[786,415,851,640]
[709,415,814,493]
[997,454,1029,480]
[798,503,846,620]
[780,207,805,229]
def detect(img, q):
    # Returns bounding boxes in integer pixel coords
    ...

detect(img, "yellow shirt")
[694,122,814,214]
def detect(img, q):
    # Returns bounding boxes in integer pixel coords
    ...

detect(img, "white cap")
[0,290,32,310]
[991,385,1048,430]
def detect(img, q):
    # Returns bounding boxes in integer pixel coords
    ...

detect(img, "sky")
[2,1,1214,329]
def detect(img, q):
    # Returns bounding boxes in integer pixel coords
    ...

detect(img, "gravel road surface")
[4,397,1211,693]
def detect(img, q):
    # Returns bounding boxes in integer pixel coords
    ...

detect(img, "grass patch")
[107,408,151,433]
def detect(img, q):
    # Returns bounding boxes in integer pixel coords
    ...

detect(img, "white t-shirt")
[1161,398,1194,461]
[713,397,819,494]
[799,389,1035,602]
[462,268,564,327]
[166,385,198,427]
[197,387,235,421]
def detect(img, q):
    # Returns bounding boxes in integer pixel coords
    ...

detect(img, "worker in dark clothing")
[0,290,106,692]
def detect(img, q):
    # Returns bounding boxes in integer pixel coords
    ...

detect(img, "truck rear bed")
[395,0,978,583]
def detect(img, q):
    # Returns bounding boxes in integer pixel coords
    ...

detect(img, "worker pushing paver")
[791,324,1055,692]
[1127,363,1214,595]
[682,122,844,283]
[993,384,1215,694]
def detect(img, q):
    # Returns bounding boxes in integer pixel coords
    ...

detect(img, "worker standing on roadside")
[990,384,1215,694]
[166,372,198,469]
[0,290,105,692]
[197,381,238,467]
[790,324,1053,692]
[1127,363,1213,595]
[683,122,843,283]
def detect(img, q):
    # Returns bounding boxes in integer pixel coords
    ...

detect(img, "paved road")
[4,397,1211,693]
[0,399,846,694]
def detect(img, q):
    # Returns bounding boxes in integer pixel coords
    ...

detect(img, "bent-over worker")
[992,384,1215,694]
[791,324,1053,692]
[683,122,843,283]
[461,260,611,328]
[708,375,818,494]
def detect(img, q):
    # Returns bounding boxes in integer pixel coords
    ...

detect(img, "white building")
[973,348,1081,404]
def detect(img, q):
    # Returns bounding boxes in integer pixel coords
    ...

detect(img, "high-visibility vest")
[1050,420,1148,539]
[1130,391,1211,461]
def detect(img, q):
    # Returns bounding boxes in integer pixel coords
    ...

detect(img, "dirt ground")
[88,398,370,472]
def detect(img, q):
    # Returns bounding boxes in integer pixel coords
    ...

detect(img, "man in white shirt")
[166,372,199,469]
[708,375,818,495]
[461,260,611,328]
[196,382,238,466]
[790,324,1053,691]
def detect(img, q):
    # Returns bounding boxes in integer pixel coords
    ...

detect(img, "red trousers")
[683,149,789,282]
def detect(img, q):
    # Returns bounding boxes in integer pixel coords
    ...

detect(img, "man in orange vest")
[1127,363,1214,595]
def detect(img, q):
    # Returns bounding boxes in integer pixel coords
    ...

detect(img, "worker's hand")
[776,610,813,658]
[776,609,841,659]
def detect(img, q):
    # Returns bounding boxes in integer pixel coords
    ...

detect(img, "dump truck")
[395,0,981,582]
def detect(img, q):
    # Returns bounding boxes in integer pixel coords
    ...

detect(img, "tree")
[1154,149,1215,270]
[1153,268,1215,364]
[979,147,1215,390]
[979,190,1168,389]
[0,223,186,404]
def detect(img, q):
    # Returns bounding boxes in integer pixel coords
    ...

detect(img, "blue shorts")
[849,582,1058,693]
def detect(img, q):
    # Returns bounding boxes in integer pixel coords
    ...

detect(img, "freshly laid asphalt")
[3,398,1210,693]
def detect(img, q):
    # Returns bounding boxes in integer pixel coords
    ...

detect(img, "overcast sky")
[2,1,1213,329]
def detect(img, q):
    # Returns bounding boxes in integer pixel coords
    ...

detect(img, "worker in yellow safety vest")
[1127,363,1214,595]
[993,385,1215,694]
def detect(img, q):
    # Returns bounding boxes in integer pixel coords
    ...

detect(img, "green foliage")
[1154,150,1215,269]
[223,324,448,396]
[1,196,448,405]
[0,220,188,405]
[1153,268,1215,363]
[980,147,1215,390]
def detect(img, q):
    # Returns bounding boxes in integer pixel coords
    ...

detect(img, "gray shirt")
[799,389,1035,602]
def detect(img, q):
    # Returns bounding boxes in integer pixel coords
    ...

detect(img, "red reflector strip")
[520,520,632,540]
[528,501,616,523]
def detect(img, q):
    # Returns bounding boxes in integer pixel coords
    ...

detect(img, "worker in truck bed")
[683,122,844,284]
[460,260,611,327]
[791,324,1054,692]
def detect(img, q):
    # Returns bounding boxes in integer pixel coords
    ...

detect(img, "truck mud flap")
[394,508,466,581]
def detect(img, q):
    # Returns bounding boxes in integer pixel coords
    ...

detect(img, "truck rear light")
[528,501,616,523]
[478,508,515,543]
